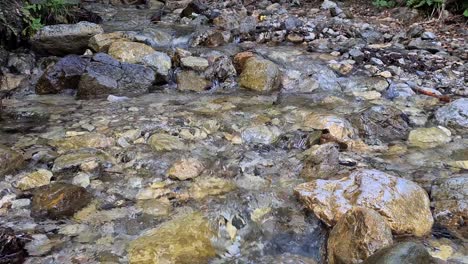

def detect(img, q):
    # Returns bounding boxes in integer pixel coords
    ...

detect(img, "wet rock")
[128,212,216,264]
[300,143,340,180]
[50,133,113,151]
[108,41,155,64]
[362,242,437,264]
[303,113,356,142]
[88,32,126,52]
[431,175,467,236]
[328,207,393,264]
[321,0,337,9]
[180,56,209,71]
[31,22,104,55]
[7,53,35,74]
[181,0,208,17]
[148,133,185,151]
[167,158,204,180]
[241,125,281,145]
[294,169,433,236]
[0,73,26,93]
[421,31,436,40]
[176,70,211,92]
[239,57,280,92]
[384,83,415,100]
[435,98,468,129]
[137,197,172,217]
[15,169,53,191]
[31,183,92,219]
[36,55,90,94]
[340,76,389,93]
[0,227,28,264]
[353,105,410,145]
[408,126,451,149]
[190,177,236,199]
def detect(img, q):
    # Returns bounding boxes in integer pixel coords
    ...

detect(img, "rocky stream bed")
[0,0,467,263]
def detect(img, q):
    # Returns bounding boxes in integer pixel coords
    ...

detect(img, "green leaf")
[464,8,468,17]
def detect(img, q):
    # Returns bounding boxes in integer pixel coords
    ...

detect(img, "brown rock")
[294,169,433,236]
[328,207,393,264]
[108,41,155,64]
[31,183,92,219]
[233,51,255,73]
[239,57,280,92]
[176,70,211,92]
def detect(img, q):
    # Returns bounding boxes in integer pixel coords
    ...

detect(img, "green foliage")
[372,0,396,8]
[406,0,444,9]
[21,0,76,36]
[464,8,468,17]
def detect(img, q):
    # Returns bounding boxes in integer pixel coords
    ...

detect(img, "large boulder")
[431,175,467,237]
[36,55,90,94]
[31,21,103,55]
[0,144,24,177]
[435,98,468,129]
[362,242,437,264]
[76,53,155,99]
[328,207,393,264]
[294,169,433,236]
[128,212,216,264]
[239,57,280,92]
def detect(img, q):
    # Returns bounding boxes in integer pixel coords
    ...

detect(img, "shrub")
[22,0,77,35]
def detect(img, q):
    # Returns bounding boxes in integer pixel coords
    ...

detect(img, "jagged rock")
[362,242,437,264]
[294,169,433,236]
[300,143,340,180]
[239,57,280,92]
[88,32,126,52]
[31,183,92,219]
[31,22,104,55]
[328,207,393,264]
[128,212,216,264]
[435,98,468,129]
[0,145,24,178]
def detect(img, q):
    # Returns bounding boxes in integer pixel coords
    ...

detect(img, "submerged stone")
[148,133,185,151]
[128,212,216,264]
[15,169,53,191]
[167,158,204,180]
[49,133,113,151]
[435,98,468,129]
[176,70,211,92]
[0,145,24,177]
[31,183,92,219]
[408,126,451,149]
[362,242,437,264]
[190,177,236,199]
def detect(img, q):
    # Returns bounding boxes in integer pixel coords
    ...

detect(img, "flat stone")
[328,207,393,264]
[148,133,185,151]
[303,113,357,142]
[190,177,236,199]
[88,32,126,52]
[180,56,209,71]
[241,125,281,145]
[294,169,433,236]
[50,133,113,151]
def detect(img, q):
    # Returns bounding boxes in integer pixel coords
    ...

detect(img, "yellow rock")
[108,41,155,64]
[148,133,185,152]
[16,169,52,190]
[239,57,280,92]
[88,32,126,52]
[167,158,204,181]
[128,212,216,264]
[190,177,236,199]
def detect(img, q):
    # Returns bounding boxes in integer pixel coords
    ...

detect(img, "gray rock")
[435,98,468,128]
[176,70,211,92]
[408,38,443,53]
[384,82,415,100]
[362,242,437,264]
[31,21,104,55]
[321,0,337,10]
[421,31,436,40]
[239,16,257,34]
[241,125,281,145]
[0,144,24,177]
[36,55,90,94]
